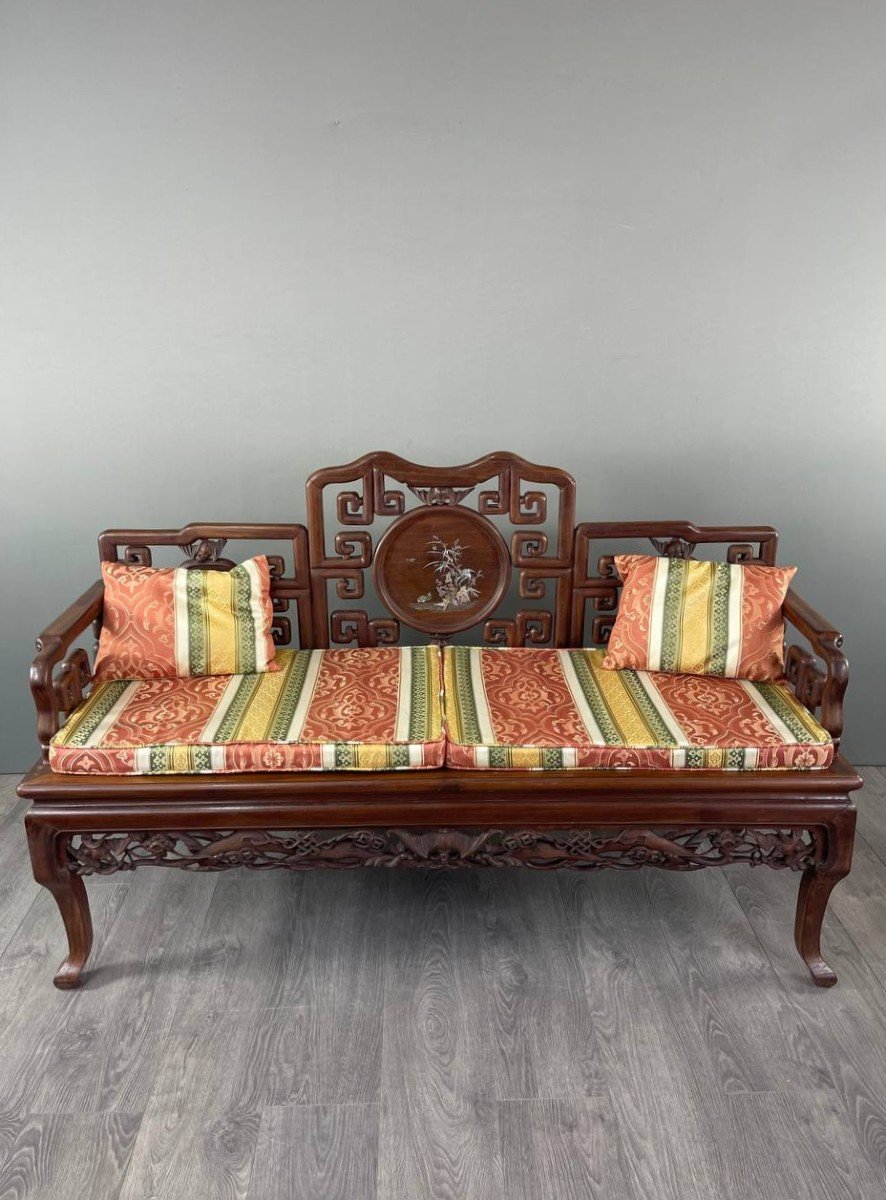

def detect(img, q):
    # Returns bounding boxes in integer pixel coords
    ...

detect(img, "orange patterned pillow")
[601,554,796,682]
[94,557,278,681]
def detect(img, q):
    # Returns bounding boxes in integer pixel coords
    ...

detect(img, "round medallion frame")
[373,505,510,636]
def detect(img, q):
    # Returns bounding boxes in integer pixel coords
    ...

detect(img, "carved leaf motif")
[408,485,475,507]
[650,537,697,559]
[67,827,822,876]
[182,537,228,564]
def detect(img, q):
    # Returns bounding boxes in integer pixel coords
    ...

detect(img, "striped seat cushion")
[51,647,443,774]
[443,647,833,770]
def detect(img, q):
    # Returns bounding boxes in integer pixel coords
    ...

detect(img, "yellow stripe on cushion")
[234,663,293,742]
[510,746,545,769]
[585,653,657,745]
[442,649,458,741]
[427,648,443,741]
[443,648,467,742]
[170,744,194,773]
[679,561,714,674]
[355,744,391,770]
[201,569,238,675]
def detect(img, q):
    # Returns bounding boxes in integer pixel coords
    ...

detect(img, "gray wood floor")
[1,771,886,1198]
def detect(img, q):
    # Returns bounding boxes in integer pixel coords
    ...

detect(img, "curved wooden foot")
[794,869,842,986]
[794,809,856,988]
[25,815,93,990]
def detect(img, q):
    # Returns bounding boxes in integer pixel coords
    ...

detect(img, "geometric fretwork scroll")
[306,451,576,647]
[570,520,780,647]
[67,826,823,876]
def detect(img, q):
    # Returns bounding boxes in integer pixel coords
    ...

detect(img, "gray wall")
[2,0,885,770]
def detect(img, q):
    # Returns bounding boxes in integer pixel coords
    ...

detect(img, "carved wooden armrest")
[782,589,848,747]
[30,581,104,758]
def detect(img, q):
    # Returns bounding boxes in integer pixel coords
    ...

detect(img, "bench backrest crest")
[97,453,779,652]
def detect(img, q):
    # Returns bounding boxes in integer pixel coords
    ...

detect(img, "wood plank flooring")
[1,769,886,1198]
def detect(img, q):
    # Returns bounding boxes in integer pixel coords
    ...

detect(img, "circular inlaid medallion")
[373,505,510,635]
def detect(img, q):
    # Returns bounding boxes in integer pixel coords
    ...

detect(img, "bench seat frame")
[17,452,862,989]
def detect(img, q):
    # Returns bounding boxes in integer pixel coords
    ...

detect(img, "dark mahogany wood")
[25,812,94,989]
[373,504,511,638]
[18,454,862,990]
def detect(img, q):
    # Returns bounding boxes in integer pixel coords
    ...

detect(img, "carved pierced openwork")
[66,825,823,875]
[570,521,779,646]
[98,524,313,650]
[306,452,576,646]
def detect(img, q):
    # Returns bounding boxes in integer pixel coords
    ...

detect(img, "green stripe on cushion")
[61,681,130,746]
[390,745,411,769]
[614,669,680,746]
[706,563,731,676]
[753,683,824,744]
[232,564,257,673]
[542,748,565,769]
[268,651,312,741]
[409,646,430,742]
[212,674,264,742]
[186,569,207,676]
[659,559,684,672]
[335,744,356,769]
[567,650,621,744]
[451,647,484,745]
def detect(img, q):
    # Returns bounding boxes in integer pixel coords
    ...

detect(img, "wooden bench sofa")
[17,451,862,989]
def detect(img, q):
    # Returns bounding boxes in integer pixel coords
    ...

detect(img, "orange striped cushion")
[601,555,796,682]
[52,648,443,774]
[443,647,831,770]
[94,557,277,681]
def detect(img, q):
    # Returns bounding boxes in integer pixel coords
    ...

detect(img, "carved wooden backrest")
[570,521,779,647]
[306,451,576,647]
[97,524,313,649]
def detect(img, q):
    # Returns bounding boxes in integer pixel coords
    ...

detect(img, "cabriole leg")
[25,815,93,989]
[794,808,856,988]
